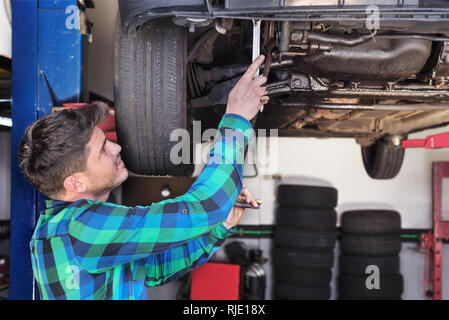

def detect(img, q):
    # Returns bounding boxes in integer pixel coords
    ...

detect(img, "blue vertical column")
[10,0,83,299]
[10,0,38,300]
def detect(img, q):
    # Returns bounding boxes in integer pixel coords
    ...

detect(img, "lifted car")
[114,0,449,179]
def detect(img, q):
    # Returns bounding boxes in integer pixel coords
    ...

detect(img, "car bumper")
[119,0,449,32]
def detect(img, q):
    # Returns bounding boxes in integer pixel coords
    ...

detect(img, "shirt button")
[181,209,188,214]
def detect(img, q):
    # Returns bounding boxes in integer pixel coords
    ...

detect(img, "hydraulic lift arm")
[401,132,449,149]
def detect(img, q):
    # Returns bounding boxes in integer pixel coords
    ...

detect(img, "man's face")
[83,126,128,196]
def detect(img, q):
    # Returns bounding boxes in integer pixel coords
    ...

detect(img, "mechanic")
[17,55,268,300]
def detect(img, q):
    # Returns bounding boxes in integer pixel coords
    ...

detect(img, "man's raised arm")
[68,56,268,272]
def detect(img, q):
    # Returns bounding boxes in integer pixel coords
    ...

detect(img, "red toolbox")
[190,262,240,300]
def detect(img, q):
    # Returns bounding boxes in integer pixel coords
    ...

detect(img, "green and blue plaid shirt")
[29,114,253,300]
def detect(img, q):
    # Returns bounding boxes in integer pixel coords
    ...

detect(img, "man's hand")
[223,185,263,229]
[236,184,263,208]
[225,55,269,121]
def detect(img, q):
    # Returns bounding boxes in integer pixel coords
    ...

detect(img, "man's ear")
[63,174,87,194]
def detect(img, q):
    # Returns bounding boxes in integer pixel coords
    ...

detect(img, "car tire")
[273,247,335,268]
[341,210,401,235]
[274,283,331,300]
[339,254,400,275]
[338,273,404,299]
[339,295,402,300]
[114,16,194,176]
[274,265,332,287]
[274,227,336,250]
[361,139,405,180]
[276,185,338,209]
[276,207,337,231]
[341,234,402,256]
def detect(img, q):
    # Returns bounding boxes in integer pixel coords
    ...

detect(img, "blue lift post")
[11,0,83,299]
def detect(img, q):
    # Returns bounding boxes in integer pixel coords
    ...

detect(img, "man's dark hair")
[18,101,110,198]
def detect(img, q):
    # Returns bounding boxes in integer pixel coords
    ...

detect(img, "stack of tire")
[273,184,338,300]
[339,210,404,300]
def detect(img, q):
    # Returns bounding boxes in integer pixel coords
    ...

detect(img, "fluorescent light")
[0,116,12,127]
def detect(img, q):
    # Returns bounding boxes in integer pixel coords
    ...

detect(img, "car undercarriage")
[187,19,449,145]
[115,0,449,179]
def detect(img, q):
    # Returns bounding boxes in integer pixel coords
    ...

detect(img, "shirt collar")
[42,199,72,216]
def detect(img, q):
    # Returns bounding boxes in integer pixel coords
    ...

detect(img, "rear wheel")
[114,17,194,176]
[361,137,405,180]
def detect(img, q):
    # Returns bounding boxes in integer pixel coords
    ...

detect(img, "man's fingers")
[237,186,263,208]
[252,75,267,87]
[242,188,252,203]
[242,55,265,81]
[257,87,268,96]
[260,96,270,105]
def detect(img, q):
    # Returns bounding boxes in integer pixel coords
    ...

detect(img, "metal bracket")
[420,162,449,300]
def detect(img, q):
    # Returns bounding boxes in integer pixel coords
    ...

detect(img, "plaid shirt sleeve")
[144,224,235,286]
[67,113,253,273]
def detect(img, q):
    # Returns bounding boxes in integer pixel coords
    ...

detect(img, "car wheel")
[274,265,332,287]
[341,234,402,256]
[338,273,403,299]
[361,138,405,180]
[273,246,335,268]
[341,210,401,235]
[339,254,400,275]
[276,207,337,231]
[274,283,331,300]
[276,185,338,209]
[114,16,194,176]
[274,227,336,251]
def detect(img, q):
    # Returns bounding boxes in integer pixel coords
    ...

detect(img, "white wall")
[0,0,11,59]
[238,125,449,229]
[0,130,10,220]
[86,0,118,101]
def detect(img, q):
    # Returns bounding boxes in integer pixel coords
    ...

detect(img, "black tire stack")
[339,210,404,300]
[273,185,338,300]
